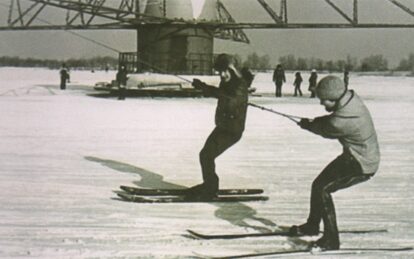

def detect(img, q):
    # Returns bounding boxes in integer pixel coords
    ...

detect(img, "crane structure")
[1,0,413,74]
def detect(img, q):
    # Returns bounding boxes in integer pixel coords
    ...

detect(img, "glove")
[192,79,205,89]
[298,118,312,129]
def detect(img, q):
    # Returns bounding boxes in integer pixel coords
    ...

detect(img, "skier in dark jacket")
[290,75,380,251]
[293,71,303,96]
[308,69,318,98]
[187,54,252,200]
[273,64,286,97]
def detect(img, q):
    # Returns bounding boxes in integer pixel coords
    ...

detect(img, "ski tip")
[192,251,215,259]
[187,229,203,238]
[117,192,132,201]
[186,230,199,238]
[119,185,133,192]
[117,192,126,198]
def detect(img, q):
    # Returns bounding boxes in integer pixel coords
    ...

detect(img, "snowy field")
[0,67,413,258]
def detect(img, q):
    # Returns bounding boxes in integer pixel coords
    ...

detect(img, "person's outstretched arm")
[192,79,220,97]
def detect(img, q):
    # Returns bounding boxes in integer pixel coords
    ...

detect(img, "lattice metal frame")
[1,0,413,31]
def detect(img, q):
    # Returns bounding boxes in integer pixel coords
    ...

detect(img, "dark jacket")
[294,74,303,86]
[308,72,318,91]
[273,68,286,85]
[60,68,69,81]
[116,69,128,86]
[304,90,380,174]
[199,71,249,133]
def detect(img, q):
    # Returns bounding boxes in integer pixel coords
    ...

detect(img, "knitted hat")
[214,54,235,71]
[316,75,346,100]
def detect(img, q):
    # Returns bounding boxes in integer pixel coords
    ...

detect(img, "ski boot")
[289,222,320,236]
[184,183,218,201]
[311,235,340,251]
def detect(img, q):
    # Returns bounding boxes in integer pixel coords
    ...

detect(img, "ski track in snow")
[0,67,413,258]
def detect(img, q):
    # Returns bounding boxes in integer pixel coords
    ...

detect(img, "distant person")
[59,64,69,90]
[116,64,128,100]
[343,70,349,89]
[290,75,380,251]
[186,54,252,200]
[308,69,318,98]
[273,64,286,97]
[293,71,303,96]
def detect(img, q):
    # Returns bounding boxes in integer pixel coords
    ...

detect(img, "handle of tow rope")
[248,102,303,123]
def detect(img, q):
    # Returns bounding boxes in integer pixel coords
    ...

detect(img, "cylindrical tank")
[137,0,218,75]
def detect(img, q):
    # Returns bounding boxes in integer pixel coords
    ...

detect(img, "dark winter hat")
[316,75,346,100]
[214,54,235,71]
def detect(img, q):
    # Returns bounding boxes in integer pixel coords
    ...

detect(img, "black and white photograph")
[0,0,413,258]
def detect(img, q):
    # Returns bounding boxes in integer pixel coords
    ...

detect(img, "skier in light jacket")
[290,75,380,251]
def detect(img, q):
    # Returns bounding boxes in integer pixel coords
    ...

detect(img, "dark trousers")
[118,85,126,100]
[307,155,373,239]
[275,83,283,97]
[200,127,243,189]
[310,90,316,98]
[294,85,302,96]
[60,78,66,90]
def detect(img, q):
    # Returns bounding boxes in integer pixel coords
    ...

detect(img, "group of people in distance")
[273,64,349,98]
[188,54,380,252]
[58,63,128,99]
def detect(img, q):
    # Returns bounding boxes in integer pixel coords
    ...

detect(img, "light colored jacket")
[306,90,380,174]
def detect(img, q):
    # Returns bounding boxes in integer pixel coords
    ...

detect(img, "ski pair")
[187,228,388,240]
[117,185,267,203]
[189,228,412,258]
[194,247,413,259]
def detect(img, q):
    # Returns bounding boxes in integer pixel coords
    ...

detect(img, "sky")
[0,0,413,67]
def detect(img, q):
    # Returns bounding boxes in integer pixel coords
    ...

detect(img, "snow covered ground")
[0,67,413,258]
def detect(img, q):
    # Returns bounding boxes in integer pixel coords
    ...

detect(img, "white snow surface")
[0,67,413,258]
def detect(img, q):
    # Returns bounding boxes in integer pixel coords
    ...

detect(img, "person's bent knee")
[233,131,243,142]
[311,179,324,193]
[200,148,211,162]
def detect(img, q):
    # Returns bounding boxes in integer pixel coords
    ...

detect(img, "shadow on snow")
[84,155,278,233]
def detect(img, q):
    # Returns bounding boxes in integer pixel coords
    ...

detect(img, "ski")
[119,185,263,196]
[195,247,413,259]
[117,192,268,203]
[187,228,388,240]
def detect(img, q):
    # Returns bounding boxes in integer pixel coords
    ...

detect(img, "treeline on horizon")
[0,53,413,73]
[236,53,414,72]
[0,56,118,70]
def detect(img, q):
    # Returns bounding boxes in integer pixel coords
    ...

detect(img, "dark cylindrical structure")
[137,0,217,75]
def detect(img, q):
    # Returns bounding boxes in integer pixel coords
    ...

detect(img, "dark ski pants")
[309,90,316,98]
[200,126,243,189]
[294,85,302,96]
[306,154,374,240]
[118,85,126,100]
[275,83,283,97]
[60,79,66,90]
